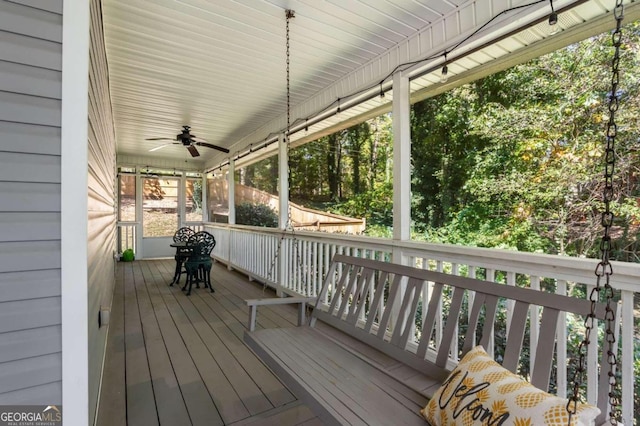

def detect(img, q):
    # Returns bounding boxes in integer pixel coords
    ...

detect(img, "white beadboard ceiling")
[103,0,635,170]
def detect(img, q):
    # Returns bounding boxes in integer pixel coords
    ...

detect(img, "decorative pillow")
[420,345,600,426]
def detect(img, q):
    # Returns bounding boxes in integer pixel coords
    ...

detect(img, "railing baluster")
[555,279,566,398]
[621,290,634,425]
[530,276,542,387]
[486,268,495,358]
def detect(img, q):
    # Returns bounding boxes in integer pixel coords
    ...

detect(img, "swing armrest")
[246,297,316,332]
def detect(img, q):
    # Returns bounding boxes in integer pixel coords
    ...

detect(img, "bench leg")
[298,302,306,326]
[248,305,257,332]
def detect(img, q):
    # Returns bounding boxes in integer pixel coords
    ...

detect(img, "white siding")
[0,0,63,404]
[87,0,117,422]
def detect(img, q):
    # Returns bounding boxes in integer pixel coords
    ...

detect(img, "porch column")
[392,70,411,264]
[201,173,208,222]
[228,158,235,225]
[277,133,288,297]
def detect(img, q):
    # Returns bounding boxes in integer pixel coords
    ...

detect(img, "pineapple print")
[543,403,572,425]
[424,401,449,425]
[490,399,509,419]
[497,379,529,394]
[516,391,549,408]
[468,359,495,373]
[483,369,511,383]
[513,417,533,426]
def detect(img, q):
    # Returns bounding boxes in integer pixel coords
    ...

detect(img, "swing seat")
[245,254,616,426]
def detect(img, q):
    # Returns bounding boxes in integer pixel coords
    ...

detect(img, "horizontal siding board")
[0,182,61,212]
[0,269,60,302]
[0,325,61,363]
[0,297,61,333]
[0,152,60,183]
[0,1,62,42]
[0,91,61,126]
[88,178,116,211]
[8,0,63,14]
[87,0,118,422]
[88,149,115,192]
[0,241,61,273]
[0,213,60,243]
[0,0,63,407]
[0,121,60,155]
[0,30,61,70]
[0,353,62,394]
[0,60,61,99]
[0,381,61,405]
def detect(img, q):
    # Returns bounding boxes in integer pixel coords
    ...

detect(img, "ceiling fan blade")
[149,142,177,152]
[195,142,230,153]
[145,137,174,141]
[187,145,200,157]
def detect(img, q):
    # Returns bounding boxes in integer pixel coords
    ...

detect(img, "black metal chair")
[182,231,216,295]
[169,227,196,286]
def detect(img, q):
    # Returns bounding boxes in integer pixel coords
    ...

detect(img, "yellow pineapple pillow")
[421,345,600,426]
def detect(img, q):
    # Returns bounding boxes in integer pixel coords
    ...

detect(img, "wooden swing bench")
[244,254,614,425]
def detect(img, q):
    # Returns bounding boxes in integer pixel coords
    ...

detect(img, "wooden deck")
[96,259,324,426]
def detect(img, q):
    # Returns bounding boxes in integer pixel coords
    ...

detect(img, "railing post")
[390,70,411,329]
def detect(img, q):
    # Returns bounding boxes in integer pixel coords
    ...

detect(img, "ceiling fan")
[146,125,229,157]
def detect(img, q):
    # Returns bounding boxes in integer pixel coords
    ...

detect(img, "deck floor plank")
[96,258,126,426]
[131,261,193,426]
[227,400,317,426]
[213,271,300,330]
[191,287,296,408]
[135,261,224,426]
[99,259,324,425]
[152,272,266,422]
[125,262,159,426]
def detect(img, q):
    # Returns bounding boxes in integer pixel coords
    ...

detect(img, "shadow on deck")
[96,259,324,426]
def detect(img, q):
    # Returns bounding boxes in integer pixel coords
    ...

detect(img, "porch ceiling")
[103,0,628,171]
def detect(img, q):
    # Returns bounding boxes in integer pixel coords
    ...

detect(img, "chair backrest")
[186,231,216,258]
[174,227,195,243]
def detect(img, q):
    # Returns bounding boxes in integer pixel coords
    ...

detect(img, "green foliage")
[332,181,394,228]
[235,202,278,227]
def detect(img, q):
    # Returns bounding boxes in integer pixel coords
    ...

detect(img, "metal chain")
[285,9,295,232]
[567,2,623,424]
[284,10,309,295]
[266,10,308,295]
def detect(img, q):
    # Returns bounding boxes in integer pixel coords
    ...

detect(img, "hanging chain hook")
[567,2,623,424]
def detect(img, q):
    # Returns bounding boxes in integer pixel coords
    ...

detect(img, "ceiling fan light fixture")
[145,125,229,156]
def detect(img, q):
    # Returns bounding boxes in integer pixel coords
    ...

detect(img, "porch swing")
[246,3,625,426]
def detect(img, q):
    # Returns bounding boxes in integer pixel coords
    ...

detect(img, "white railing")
[116,222,137,255]
[204,223,638,424]
[184,223,204,233]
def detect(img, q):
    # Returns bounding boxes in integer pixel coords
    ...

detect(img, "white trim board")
[61,0,90,424]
